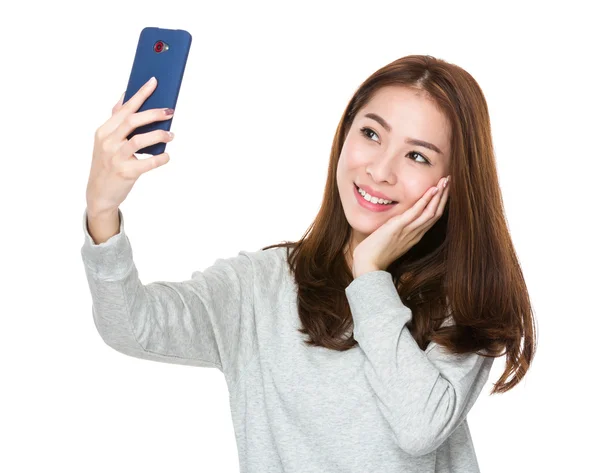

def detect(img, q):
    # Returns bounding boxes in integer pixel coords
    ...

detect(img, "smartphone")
[123,27,192,155]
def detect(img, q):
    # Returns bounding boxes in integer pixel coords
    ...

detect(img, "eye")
[360,126,380,142]
[359,126,432,166]
[407,151,431,166]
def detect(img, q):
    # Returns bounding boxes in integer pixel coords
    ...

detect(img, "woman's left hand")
[352,175,451,278]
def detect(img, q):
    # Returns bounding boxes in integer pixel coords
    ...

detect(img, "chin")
[347,215,380,235]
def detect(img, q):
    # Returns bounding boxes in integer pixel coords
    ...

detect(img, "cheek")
[342,140,370,171]
[402,179,431,207]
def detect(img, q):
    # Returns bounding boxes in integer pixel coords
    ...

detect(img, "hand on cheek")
[351,175,450,278]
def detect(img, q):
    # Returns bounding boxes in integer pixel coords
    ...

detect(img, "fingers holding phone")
[87,82,175,216]
[105,76,158,134]
[113,104,176,154]
[99,77,176,162]
[86,27,192,215]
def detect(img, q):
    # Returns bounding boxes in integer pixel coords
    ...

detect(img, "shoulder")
[240,245,288,265]
[237,245,291,279]
[238,245,294,298]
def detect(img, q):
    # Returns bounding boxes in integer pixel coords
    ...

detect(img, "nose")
[365,152,397,185]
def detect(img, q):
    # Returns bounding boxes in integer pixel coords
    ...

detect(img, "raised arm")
[80,207,256,388]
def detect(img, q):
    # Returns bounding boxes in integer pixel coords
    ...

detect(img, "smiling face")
[336,85,452,262]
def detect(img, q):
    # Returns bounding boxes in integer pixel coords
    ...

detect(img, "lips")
[354,182,398,203]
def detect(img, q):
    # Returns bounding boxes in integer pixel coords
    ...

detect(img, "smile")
[353,183,398,212]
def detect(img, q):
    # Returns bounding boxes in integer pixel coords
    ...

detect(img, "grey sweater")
[81,207,494,473]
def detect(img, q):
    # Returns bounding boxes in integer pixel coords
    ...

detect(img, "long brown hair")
[261,54,536,395]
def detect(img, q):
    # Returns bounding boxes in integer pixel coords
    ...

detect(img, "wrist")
[86,204,119,220]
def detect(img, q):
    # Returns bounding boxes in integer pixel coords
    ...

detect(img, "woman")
[82,54,536,472]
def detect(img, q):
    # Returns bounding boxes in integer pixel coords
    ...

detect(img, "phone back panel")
[123,27,192,155]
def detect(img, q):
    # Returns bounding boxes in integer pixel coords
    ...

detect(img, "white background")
[1,0,598,471]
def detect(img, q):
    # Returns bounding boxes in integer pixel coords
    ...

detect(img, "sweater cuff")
[345,270,412,331]
[80,207,133,280]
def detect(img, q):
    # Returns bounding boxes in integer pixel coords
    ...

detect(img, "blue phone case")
[123,27,192,155]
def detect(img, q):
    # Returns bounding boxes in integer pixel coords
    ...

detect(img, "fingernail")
[147,76,156,85]
[432,187,439,195]
[164,108,174,115]
[443,178,448,188]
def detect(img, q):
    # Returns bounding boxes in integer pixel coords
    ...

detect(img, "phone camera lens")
[154,41,165,53]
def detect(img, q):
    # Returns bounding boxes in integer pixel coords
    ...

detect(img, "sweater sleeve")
[80,207,255,386]
[345,270,494,457]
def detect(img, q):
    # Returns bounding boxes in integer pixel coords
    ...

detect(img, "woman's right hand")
[86,76,175,216]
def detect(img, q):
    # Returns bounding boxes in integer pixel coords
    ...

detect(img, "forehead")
[361,86,451,154]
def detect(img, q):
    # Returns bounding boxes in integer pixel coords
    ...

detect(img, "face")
[336,85,451,259]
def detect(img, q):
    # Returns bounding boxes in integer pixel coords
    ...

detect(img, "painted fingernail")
[164,108,174,115]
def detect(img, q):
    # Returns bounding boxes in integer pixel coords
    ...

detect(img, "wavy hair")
[262,54,536,395]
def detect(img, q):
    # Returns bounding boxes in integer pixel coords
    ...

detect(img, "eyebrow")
[363,112,443,155]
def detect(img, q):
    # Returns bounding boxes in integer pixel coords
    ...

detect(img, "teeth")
[357,186,394,205]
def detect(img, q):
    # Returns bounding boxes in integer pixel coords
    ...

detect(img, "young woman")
[82,54,536,472]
